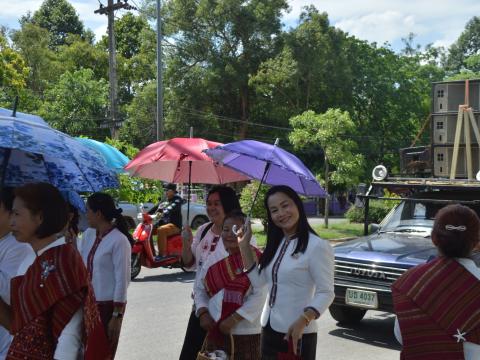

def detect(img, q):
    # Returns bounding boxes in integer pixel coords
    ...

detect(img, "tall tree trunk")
[324,152,329,228]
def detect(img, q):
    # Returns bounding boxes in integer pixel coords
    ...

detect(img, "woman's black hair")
[0,187,14,211]
[67,202,79,236]
[259,185,317,272]
[207,186,241,215]
[223,209,247,225]
[87,193,134,245]
[14,183,68,238]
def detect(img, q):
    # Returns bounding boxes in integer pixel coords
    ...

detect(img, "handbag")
[196,334,235,360]
[277,338,301,360]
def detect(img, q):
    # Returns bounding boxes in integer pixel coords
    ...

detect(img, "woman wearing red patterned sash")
[79,193,132,357]
[392,204,480,360]
[0,182,110,360]
[195,210,265,360]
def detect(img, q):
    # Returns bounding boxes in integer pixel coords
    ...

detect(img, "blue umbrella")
[76,138,129,174]
[0,109,118,191]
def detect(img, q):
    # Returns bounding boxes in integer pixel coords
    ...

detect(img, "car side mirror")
[369,223,380,234]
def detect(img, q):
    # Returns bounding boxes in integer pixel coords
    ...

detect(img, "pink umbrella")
[124,137,250,221]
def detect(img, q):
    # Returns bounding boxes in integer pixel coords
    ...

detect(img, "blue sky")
[0,0,479,52]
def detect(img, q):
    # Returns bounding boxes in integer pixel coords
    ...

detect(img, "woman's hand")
[219,312,242,334]
[181,225,193,246]
[285,316,308,355]
[236,219,252,249]
[199,311,215,332]
[107,316,123,350]
[181,226,194,266]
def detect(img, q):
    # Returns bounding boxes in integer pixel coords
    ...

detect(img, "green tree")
[104,138,163,203]
[157,0,288,139]
[30,0,85,48]
[120,82,157,148]
[289,109,364,227]
[0,33,29,105]
[11,23,59,95]
[98,12,157,105]
[446,17,480,73]
[239,181,269,231]
[57,35,109,80]
[40,68,109,138]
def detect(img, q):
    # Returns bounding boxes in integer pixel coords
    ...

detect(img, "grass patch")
[253,220,364,248]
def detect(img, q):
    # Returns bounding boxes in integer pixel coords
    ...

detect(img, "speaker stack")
[431,80,480,178]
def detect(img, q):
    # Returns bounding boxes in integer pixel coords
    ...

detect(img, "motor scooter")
[131,211,191,279]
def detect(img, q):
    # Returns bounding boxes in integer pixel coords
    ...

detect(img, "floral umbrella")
[0,110,118,192]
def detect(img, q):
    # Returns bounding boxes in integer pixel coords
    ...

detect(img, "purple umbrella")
[204,139,327,198]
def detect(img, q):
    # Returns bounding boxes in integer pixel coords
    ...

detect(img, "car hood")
[333,232,438,267]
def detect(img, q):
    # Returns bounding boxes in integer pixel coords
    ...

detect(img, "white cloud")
[1,0,480,50]
[284,0,480,51]
[335,11,425,45]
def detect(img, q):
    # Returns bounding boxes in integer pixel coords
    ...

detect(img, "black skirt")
[261,320,317,360]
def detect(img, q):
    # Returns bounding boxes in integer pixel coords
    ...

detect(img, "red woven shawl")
[392,257,480,360]
[203,247,261,344]
[8,243,111,360]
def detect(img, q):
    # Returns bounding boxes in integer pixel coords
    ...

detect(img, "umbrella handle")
[248,162,271,219]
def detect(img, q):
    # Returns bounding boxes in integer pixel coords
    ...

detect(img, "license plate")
[345,288,378,309]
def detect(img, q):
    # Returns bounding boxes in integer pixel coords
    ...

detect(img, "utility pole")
[95,0,134,139]
[156,0,164,141]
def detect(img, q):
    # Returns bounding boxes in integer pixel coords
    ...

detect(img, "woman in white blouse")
[80,192,132,357]
[179,186,241,360]
[238,185,335,360]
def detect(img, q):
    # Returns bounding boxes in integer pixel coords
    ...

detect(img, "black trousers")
[179,310,207,360]
[261,320,317,360]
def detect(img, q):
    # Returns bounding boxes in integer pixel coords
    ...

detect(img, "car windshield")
[379,197,480,235]
[379,200,439,235]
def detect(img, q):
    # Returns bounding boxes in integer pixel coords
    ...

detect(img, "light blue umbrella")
[76,138,129,174]
[0,108,119,191]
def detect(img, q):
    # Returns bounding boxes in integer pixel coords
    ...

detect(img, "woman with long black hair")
[79,192,132,357]
[238,185,334,359]
[179,186,242,360]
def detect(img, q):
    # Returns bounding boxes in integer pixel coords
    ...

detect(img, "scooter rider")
[148,183,183,259]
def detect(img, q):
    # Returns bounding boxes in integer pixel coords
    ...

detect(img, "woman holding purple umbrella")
[237,185,334,359]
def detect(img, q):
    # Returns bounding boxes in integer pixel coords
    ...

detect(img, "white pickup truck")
[118,200,209,230]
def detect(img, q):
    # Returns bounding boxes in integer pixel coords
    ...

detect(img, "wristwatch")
[112,311,124,318]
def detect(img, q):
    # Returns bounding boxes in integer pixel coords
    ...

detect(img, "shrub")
[346,198,399,224]
[239,181,269,230]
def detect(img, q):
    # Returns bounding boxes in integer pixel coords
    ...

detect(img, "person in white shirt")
[238,185,335,360]
[79,192,132,357]
[195,210,265,359]
[0,182,111,359]
[179,186,241,360]
[0,187,32,360]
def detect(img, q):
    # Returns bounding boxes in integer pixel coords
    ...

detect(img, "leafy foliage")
[30,0,85,48]
[104,138,164,203]
[345,200,397,224]
[239,181,269,230]
[39,69,109,138]
[289,109,365,189]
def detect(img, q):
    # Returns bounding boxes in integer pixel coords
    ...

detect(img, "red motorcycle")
[130,212,191,279]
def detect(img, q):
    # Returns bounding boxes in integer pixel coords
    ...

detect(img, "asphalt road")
[115,266,400,360]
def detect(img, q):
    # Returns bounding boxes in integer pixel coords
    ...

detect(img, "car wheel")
[190,215,209,230]
[123,216,136,230]
[131,254,141,279]
[329,304,367,325]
